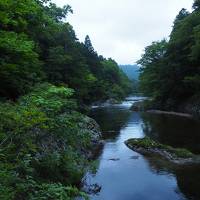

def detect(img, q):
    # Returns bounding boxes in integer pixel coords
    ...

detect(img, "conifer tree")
[84,35,95,53]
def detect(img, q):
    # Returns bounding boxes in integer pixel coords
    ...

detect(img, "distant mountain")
[119,65,140,81]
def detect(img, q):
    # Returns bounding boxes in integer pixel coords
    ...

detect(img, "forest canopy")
[0,0,132,103]
[139,0,200,111]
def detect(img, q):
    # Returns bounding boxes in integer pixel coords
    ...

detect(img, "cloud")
[52,0,193,64]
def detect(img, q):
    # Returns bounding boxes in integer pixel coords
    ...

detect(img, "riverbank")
[125,137,200,165]
[146,110,193,118]
[130,99,199,119]
[0,84,103,200]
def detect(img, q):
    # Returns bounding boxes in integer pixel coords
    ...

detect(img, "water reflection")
[141,113,200,154]
[89,106,131,140]
[86,97,200,200]
[143,154,200,200]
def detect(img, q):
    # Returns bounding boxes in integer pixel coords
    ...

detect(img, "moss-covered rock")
[125,137,200,164]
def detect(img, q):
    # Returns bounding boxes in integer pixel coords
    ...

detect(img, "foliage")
[99,59,132,100]
[138,1,200,110]
[0,84,95,199]
[84,35,96,54]
[0,0,132,102]
[138,40,168,99]
[30,183,88,200]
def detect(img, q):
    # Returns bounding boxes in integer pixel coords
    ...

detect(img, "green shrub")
[30,183,88,200]
[0,84,94,199]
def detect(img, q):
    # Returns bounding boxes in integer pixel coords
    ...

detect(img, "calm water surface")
[85,97,200,200]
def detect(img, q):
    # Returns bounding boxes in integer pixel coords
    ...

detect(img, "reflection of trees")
[140,113,200,153]
[143,153,200,200]
[175,165,200,200]
[89,107,131,139]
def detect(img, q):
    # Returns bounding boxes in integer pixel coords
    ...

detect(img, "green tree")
[0,31,42,99]
[138,40,168,99]
[193,0,200,10]
[84,35,95,54]
[138,1,200,109]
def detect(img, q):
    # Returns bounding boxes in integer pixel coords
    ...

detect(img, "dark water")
[85,97,200,200]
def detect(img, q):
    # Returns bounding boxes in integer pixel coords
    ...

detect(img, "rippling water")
[85,96,200,200]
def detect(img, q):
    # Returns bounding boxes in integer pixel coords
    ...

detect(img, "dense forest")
[0,0,132,103]
[0,0,132,199]
[139,0,200,115]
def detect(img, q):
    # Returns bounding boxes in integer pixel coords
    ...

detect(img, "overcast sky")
[52,0,193,64]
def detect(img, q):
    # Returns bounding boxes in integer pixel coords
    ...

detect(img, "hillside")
[139,3,200,115]
[119,65,140,81]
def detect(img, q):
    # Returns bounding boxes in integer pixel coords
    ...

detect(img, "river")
[84,96,200,200]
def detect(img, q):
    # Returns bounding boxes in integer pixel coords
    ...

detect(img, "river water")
[85,96,200,200]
